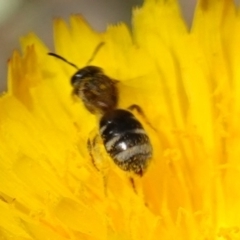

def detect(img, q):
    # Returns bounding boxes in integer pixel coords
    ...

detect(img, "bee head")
[71,66,103,87]
[48,42,105,88]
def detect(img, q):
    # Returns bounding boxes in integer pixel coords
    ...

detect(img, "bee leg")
[129,177,137,194]
[127,104,144,115]
[127,104,157,132]
[129,177,146,202]
[87,135,109,195]
[87,136,99,171]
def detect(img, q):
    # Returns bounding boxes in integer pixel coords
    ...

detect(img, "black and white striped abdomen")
[99,109,152,176]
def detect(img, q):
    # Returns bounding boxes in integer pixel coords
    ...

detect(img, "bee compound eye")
[71,72,83,86]
[71,67,97,86]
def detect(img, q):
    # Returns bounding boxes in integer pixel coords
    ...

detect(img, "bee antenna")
[86,42,105,65]
[48,52,79,70]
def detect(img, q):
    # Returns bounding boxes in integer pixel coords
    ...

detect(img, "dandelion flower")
[0,0,240,239]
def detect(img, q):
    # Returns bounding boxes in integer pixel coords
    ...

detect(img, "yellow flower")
[1,0,240,239]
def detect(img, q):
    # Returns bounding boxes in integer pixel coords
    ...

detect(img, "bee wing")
[116,72,162,109]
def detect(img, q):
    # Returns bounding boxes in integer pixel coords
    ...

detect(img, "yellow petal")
[1,0,240,239]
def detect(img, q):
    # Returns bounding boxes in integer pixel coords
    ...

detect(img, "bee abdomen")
[99,109,152,175]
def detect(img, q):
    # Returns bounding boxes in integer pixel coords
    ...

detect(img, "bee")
[48,43,153,176]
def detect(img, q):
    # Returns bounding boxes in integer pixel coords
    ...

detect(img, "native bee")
[48,43,153,176]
